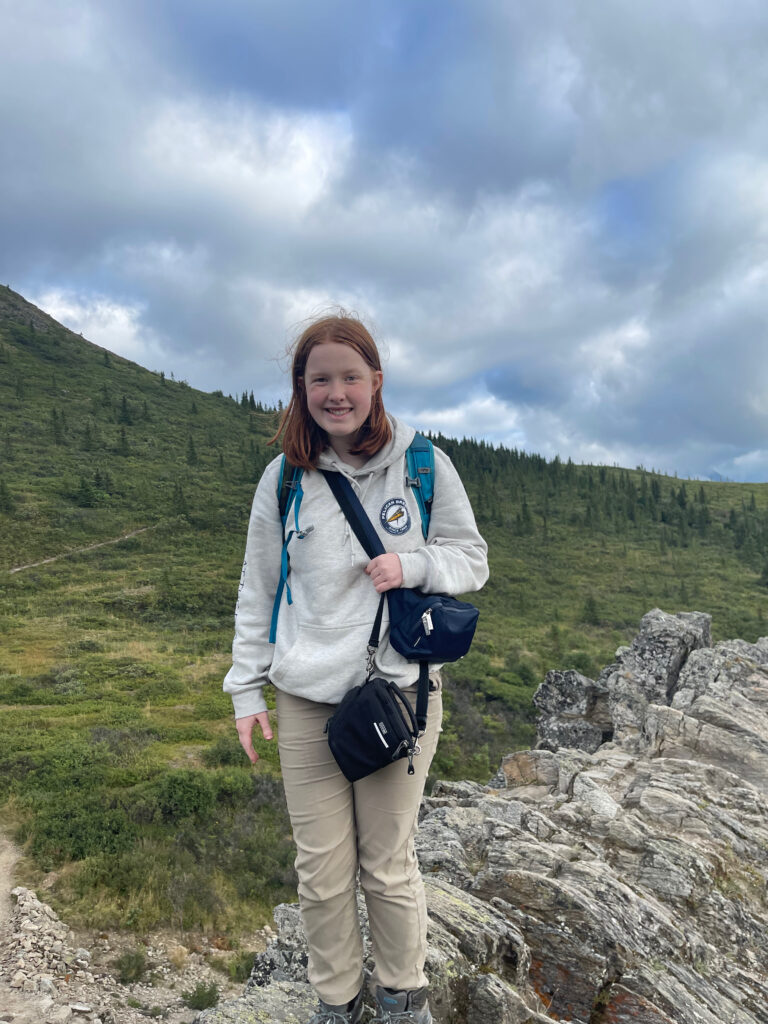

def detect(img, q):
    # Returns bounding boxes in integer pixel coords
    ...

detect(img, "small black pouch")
[326,676,421,783]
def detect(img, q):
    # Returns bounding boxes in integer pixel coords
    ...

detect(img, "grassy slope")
[1,285,766,933]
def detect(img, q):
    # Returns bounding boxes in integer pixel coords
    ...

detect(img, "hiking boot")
[372,986,432,1023]
[307,987,364,1024]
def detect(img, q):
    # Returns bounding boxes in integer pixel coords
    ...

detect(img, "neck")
[330,440,369,469]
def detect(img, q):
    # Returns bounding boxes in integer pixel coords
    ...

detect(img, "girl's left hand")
[365,553,403,593]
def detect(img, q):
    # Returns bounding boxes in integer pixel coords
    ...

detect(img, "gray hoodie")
[223,416,489,718]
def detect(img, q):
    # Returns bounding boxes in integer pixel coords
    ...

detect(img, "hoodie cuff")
[231,688,269,719]
[398,551,429,590]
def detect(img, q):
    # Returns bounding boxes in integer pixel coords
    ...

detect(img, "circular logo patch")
[380,497,411,536]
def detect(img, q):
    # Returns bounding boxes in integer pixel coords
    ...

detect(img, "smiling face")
[303,341,383,461]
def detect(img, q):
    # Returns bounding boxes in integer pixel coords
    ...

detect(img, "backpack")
[268,433,435,643]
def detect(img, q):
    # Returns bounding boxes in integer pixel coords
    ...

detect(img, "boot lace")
[371,1012,420,1023]
[308,1010,357,1024]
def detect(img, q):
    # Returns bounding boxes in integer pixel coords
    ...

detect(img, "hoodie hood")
[316,415,415,477]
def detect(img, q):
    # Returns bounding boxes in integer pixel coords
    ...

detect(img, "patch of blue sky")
[591,157,689,263]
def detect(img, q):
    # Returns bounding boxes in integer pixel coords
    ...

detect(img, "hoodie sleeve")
[397,446,489,595]
[222,457,284,719]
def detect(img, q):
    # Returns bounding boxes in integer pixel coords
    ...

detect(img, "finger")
[255,712,274,741]
[235,720,259,764]
[238,736,259,764]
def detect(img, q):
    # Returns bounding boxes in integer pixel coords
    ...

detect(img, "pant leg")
[353,678,443,992]
[275,688,363,1006]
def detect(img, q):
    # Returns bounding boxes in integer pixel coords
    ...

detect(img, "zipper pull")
[421,608,434,636]
[407,747,415,775]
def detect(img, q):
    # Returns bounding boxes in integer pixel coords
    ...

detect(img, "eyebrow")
[307,367,363,377]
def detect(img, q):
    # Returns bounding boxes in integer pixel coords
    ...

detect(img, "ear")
[371,370,383,393]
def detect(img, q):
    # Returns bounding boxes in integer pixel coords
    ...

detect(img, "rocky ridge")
[200,609,768,1024]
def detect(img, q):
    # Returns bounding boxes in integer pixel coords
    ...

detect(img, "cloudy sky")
[2,1,768,481]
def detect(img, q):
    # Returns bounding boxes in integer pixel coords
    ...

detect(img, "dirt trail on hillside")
[8,526,155,574]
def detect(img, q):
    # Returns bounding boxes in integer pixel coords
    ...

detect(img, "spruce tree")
[186,436,198,465]
[0,477,13,514]
[76,476,97,507]
[116,426,130,456]
[172,481,188,517]
[52,408,64,445]
[2,433,14,463]
[582,594,600,625]
[118,395,133,425]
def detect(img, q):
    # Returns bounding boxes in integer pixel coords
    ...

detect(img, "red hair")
[271,313,391,469]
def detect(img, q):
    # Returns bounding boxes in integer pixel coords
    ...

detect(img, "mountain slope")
[1,285,768,935]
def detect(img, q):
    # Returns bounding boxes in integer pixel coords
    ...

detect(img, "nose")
[328,377,345,401]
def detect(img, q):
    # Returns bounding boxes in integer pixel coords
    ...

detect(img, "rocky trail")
[8,528,155,574]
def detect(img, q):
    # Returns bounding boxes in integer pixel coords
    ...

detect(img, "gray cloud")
[2,0,768,478]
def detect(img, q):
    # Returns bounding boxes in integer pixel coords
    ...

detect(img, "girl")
[224,313,488,1024]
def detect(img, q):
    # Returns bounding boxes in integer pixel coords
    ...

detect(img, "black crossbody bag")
[321,470,479,782]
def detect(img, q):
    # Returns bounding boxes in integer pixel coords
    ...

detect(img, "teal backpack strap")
[405,433,434,540]
[269,457,304,643]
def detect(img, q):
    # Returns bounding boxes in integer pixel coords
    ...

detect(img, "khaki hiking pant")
[275,677,443,1006]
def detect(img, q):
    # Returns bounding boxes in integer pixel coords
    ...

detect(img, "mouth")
[325,408,353,417]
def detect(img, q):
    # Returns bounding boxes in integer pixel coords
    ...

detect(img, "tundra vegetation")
[1,284,767,936]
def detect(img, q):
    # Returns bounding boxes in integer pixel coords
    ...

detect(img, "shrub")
[203,734,247,767]
[29,798,138,867]
[20,738,110,794]
[227,950,256,983]
[114,946,147,983]
[211,769,255,806]
[566,651,598,677]
[183,981,219,1010]
[154,770,215,823]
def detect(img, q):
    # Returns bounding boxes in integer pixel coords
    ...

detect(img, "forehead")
[305,341,370,375]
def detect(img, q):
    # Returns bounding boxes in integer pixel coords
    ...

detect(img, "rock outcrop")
[200,609,768,1024]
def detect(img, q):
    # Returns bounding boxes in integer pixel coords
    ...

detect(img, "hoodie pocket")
[269,621,373,704]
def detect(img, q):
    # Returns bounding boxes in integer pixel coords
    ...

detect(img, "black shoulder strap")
[320,469,430,732]
[320,469,385,559]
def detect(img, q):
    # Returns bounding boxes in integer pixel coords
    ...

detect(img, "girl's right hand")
[235,711,274,764]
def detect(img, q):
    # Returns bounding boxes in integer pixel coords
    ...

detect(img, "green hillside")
[1,283,766,935]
